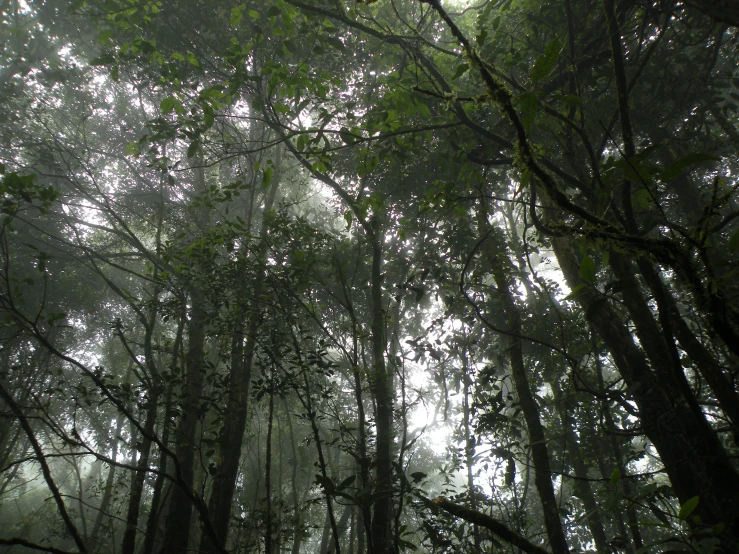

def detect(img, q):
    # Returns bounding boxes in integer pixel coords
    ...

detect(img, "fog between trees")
[1,1,738,553]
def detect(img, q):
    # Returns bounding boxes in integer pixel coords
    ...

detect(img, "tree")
[1,0,738,553]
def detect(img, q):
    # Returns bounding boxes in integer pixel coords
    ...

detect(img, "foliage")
[1,0,738,554]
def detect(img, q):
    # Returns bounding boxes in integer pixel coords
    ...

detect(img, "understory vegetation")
[1,0,738,553]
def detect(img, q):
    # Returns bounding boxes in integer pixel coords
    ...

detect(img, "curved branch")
[0,538,81,554]
[0,383,88,553]
[430,496,554,554]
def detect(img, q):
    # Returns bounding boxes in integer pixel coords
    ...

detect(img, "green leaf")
[339,127,358,145]
[125,142,140,157]
[315,474,335,492]
[160,97,177,114]
[415,100,431,118]
[659,153,719,182]
[266,6,281,17]
[610,469,621,485]
[336,475,356,490]
[531,38,561,83]
[632,188,651,210]
[451,63,470,81]
[324,36,345,51]
[553,93,582,106]
[186,51,200,68]
[678,496,699,520]
[170,52,184,61]
[518,91,538,131]
[187,141,200,158]
[729,230,739,252]
[564,283,588,300]
[579,255,596,283]
[344,210,353,230]
[262,166,273,189]
[90,54,116,66]
[410,471,427,483]
[248,9,260,19]
[398,539,418,551]
[230,6,244,26]
[97,30,114,44]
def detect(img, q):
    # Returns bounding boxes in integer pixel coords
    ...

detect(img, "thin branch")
[426,496,554,554]
[0,383,88,553]
[0,538,81,554]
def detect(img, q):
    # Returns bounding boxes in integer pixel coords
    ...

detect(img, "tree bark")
[550,231,739,549]
[121,390,159,554]
[159,292,207,554]
[594,348,642,552]
[200,147,282,554]
[368,217,394,554]
[89,414,125,551]
[550,380,608,552]
[431,497,554,554]
[477,206,570,554]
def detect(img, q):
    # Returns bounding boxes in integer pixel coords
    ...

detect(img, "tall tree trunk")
[368,217,394,554]
[159,292,207,554]
[647,269,739,432]
[200,147,282,554]
[290,329,342,554]
[121,390,159,554]
[550,380,608,552]
[477,206,570,554]
[285,398,303,554]
[594,348,642,553]
[142,382,174,554]
[326,507,353,554]
[265,366,276,554]
[461,350,480,551]
[356,504,365,554]
[89,414,125,551]
[341,265,371,554]
[71,454,89,544]
[143,316,183,554]
[549,228,739,549]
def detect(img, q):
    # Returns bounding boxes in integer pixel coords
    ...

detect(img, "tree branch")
[430,496,554,554]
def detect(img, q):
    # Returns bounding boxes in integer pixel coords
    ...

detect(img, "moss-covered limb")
[418,0,615,235]
[420,0,739,352]
[431,497,555,554]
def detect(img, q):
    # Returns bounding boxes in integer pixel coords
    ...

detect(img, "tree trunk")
[594,348,642,553]
[477,206,570,554]
[550,230,739,549]
[285,397,303,554]
[143,318,183,554]
[368,217,394,554]
[121,390,159,554]
[265,367,276,554]
[200,147,282,554]
[159,292,207,554]
[326,506,353,554]
[461,350,480,551]
[89,414,125,551]
[551,380,608,552]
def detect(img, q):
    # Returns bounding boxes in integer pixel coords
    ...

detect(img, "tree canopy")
[1,0,738,553]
